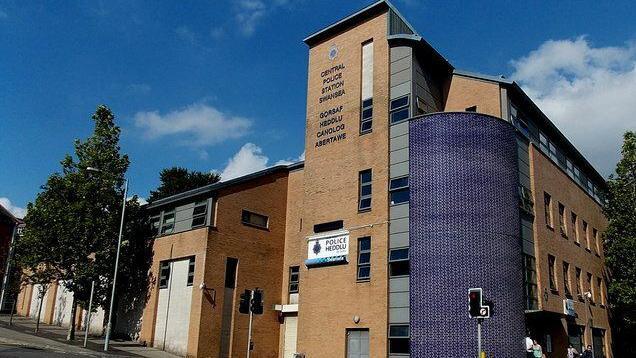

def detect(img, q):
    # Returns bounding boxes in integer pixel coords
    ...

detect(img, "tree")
[604,131,636,357]
[148,167,220,202]
[15,105,130,341]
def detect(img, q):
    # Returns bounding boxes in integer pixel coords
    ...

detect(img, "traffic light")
[251,289,263,315]
[239,289,252,314]
[468,288,490,318]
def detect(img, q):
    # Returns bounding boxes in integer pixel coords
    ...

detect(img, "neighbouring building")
[15,1,613,357]
[0,203,23,313]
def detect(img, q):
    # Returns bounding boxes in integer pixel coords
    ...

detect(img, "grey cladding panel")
[390,217,409,234]
[389,276,409,292]
[389,291,409,308]
[390,81,411,100]
[390,46,412,62]
[390,232,409,248]
[390,134,409,151]
[389,307,409,323]
[390,122,409,138]
[390,57,411,75]
[390,147,409,165]
[391,68,411,87]
[390,161,409,178]
[522,239,535,256]
[390,203,409,220]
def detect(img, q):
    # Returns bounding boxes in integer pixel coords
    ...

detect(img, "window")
[159,261,170,288]
[224,257,238,289]
[389,177,409,205]
[566,159,574,178]
[360,41,373,134]
[511,105,530,137]
[558,202,566,236]
[592,328,606,358]
[314,220,343,233]
[583,220,589,250]
[548,255,557,291]
[187,257,195,286]
[593,228,600,255]
[571,212,579,243]
[356,237,371,281]
[568,323,584,353]
[465,105,477,112]
[548,142,558,162]
[160,210,175,235]
[544,192,553,228]
[522,255,538,310]
[360,98,373,133]
[575,267,582,298]
[563,261,571,297]
[587,273,594,303]
[358,169,372,211]
[389,248,409,277]
[191,200,207,228]
[150,214,161,236]
[390,96,410,124]
[539,132,549,154]
[289,266,299,293]
[597,277,604,306]
[242,209,269,229]
[388,324,409,354]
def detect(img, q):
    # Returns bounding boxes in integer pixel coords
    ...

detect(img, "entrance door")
[346,329,369,358]
[283,316,298,358]
[154,258,193,356]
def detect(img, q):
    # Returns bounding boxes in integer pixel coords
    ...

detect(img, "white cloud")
[134,103,252,147]
[0,197,27,219]
[235,0,267,36]
[511,37,636,176]
[219,143,303,180]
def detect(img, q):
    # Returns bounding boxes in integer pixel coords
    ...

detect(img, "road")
[0,344,92,357]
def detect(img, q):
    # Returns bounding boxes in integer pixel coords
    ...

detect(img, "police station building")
[17,1,612,357]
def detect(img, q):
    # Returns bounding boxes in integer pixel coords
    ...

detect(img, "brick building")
[14,1,613,357]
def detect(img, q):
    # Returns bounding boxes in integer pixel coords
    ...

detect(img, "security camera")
[199,282,206,290]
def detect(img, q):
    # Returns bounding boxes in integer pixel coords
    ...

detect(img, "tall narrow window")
[150,214,161,236]
[388,324,409,354]
[159,261,171,289]
[544,192,553,228]
[597,277,604,306]
[161,210,175,235]
[360,41,373,134]
[358,169,372,211]
[548,255,557,291]
[558,202,566,236]
[389,177,409,205]
[593,228,600,255]
[583,220,590,250]
[563,261,571,297]
[187,257,195,286]
[575,267,582,298]
[356,237,371,281]
[191,200,208,228]
[289,266,299,293]
[224,257,238,289]
[571,212,579,243]
[522,255,538,310]
[587,273,594,303]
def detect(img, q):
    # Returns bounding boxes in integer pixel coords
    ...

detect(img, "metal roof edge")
[453,69,513,84]
[147,161,304,209]
[388,34,453,70]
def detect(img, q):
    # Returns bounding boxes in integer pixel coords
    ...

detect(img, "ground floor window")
[567,323,584,353]
[346,329,369,358]
[593,328,606,358]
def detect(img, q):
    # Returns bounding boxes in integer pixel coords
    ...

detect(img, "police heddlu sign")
[305,230,349,267]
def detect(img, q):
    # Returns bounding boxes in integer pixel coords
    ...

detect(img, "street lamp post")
[583,291,595,358]
[86,167,127,351]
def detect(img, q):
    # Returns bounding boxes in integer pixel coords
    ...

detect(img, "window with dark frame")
[187,257,195,286]
[357,237,371,281]
[389,248,409,277]
[191,200,207,228]
[389,95,410,124]
[358,169,372,211]
[289,266,299,293]
[242,209,269,229]
[587,273,594,303]
[360,98,373,133]
[563,261,571,297]
[558,202,566,236]
[150,214,161,236]
[548,255,557,291]
[593,228,600,254]
[571,212,579,243]
[388,324,409,354]
[224,257,238,289]
[159,261,170,289]
[389,177,409,205]
[522,255,538,310]
[544,192,553,228]
[161,210,175,235]
[575,267,582,298]
[583,220,589,250]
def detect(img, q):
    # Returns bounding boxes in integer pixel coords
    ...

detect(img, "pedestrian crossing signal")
[468,288,490,319]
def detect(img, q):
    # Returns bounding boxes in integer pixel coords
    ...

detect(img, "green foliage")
[603,131,636,356]
[148,167,220,202]
[15,105,131,335]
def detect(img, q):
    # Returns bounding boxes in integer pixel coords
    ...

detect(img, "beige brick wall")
[529,144,611,355]
[294,11,390,358]
[445,75,502,117]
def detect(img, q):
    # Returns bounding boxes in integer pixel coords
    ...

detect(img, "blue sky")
[1,0,635,217]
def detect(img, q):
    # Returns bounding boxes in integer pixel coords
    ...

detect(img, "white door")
[283,316,298,358]
[346,330,369,358]
[154,258,193,356]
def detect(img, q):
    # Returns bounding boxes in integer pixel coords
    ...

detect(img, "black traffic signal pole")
[246,289,254,358]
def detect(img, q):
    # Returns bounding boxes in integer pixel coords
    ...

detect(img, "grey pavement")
[0,314,177,358]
